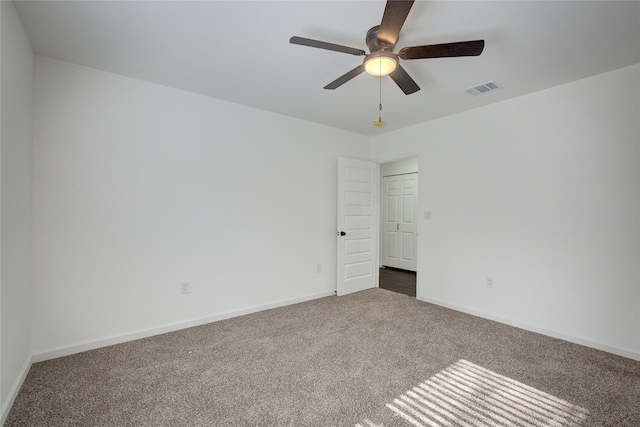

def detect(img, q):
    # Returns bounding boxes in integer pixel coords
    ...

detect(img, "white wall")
[1,0,34,421]
[32,56,370,358]
[372,64,640,360]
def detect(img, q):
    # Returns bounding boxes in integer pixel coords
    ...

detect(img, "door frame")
[373,153,422,298]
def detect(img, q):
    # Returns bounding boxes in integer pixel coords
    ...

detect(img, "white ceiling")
[13,1,640,137]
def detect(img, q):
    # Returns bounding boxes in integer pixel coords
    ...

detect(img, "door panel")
[402,194,414,222]
[386,230,398,259]
[337,157,377,296]
[401,232,414,261]
[387,195,398,223]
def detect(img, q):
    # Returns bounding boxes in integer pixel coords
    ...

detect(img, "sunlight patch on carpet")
[359,359,589,427]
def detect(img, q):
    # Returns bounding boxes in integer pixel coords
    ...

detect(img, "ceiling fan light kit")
[364,51,398,77]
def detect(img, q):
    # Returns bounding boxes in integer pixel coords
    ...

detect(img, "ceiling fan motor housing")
[366,25,395,52]
[364,25,399,76]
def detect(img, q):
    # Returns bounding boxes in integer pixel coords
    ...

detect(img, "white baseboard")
[32,290,335,363]
[1,355,32,426]
[417,295,640,362]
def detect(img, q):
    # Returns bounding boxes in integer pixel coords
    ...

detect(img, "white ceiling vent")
[465,81,501,96]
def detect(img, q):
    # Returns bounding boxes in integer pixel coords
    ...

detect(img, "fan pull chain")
[374,71,384,127]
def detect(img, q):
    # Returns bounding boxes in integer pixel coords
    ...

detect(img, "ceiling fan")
[290,0,485,95]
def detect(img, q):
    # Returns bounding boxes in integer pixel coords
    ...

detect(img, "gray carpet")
[6,288,640,426]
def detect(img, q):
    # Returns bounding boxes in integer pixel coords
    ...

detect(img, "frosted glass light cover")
[365,55,397,76]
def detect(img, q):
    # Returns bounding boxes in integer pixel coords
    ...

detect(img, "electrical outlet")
[180,281,190,294]
[316,264,322,273]
[486,277,494,289]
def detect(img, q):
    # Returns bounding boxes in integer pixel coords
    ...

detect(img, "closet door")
[382,173,417,271]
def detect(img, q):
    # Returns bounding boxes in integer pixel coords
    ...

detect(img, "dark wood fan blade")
[389,64,420,95]
[399,40,485,60]
[324,65,366,90]
[290,36,366,56]
[378,0,415,47]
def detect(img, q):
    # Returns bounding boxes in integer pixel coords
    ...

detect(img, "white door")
[382,173,418,271]
[337,157,378,296]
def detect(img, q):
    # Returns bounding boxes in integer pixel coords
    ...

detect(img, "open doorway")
[379,157,418,297]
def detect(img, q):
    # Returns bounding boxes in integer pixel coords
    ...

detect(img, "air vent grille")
[465,81,501,96]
